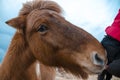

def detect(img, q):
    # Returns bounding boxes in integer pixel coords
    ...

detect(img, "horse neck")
[0,32,36,80]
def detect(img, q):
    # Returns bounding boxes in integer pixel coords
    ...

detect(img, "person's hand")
[97,69,112,80]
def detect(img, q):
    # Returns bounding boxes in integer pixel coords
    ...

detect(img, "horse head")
[6,0,107,79]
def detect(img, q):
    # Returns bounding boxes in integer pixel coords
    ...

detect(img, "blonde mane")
[19,0,62,16]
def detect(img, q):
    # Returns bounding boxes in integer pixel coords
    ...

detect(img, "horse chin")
[83,65,105,75]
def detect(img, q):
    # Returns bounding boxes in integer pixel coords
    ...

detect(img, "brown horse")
[0,0,107,79]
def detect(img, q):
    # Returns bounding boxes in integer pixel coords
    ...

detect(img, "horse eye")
[38,25,48,32]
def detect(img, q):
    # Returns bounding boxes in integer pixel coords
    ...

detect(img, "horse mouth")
[90,66,105,74]
[82,64,105,75]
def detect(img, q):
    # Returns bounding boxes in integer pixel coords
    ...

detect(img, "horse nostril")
[92,53,104,66]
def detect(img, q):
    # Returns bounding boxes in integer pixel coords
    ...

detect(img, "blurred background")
[0,0,120,63]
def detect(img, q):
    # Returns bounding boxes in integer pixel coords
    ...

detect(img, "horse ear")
[6,16,26,29]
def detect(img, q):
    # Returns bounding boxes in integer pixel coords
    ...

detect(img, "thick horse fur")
[0,0,107,79]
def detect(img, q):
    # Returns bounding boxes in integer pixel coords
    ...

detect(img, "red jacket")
[105,9,120,42]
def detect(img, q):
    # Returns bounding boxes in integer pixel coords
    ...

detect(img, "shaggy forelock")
[19,0,62,16]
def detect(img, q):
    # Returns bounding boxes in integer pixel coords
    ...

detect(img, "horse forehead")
[27,10,59,22]
[26,9,60,30]
[27,10,47,26]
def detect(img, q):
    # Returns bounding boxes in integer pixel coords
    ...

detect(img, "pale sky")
[0,0,120,62]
